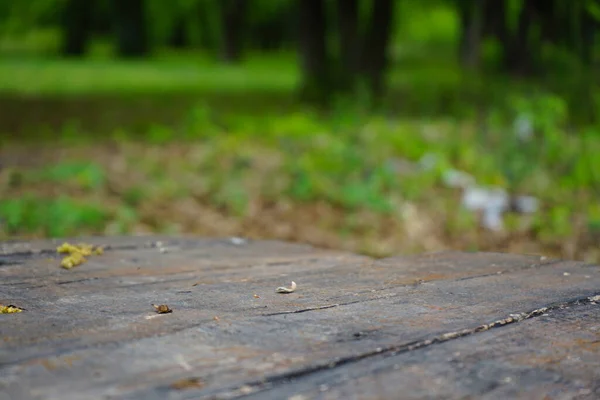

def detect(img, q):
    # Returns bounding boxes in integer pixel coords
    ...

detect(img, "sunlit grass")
[0,53,299,95]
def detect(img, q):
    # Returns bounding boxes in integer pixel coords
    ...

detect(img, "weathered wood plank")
[1,236,599,400]
[243,302,600,400]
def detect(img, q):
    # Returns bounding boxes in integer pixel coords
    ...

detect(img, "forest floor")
[1,52,599,262]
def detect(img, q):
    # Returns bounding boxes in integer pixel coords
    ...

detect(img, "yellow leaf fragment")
[0,304,23,314]
[60,252,87,269]
[56,243,75,254]
[56,242,103,269]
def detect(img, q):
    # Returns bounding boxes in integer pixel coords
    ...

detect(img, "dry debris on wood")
[57,242,104,269]
[0,304,23,314]
[276,281,297,293]
[170,377,205,390]
[152,304,173,314]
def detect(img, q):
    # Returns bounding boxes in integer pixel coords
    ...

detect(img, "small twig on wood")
[276,281,297,293]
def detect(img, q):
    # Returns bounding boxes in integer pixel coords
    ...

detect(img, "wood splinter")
[276,281,297,293]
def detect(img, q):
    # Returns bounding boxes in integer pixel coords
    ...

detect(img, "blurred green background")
[1,0,600,262]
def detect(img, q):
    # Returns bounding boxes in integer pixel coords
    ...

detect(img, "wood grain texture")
[1,235,599,400]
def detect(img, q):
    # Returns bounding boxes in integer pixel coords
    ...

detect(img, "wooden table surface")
[1,235,599,400]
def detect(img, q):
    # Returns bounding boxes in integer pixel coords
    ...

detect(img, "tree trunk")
[336,0,360,92]
[580,12,596,65]
[168,15,189,49]
[482,0,504,38]
[361,0,395,97]
[112,0,149,58]
[246,2,295,52]
[535,0,560,46]
[480,0,509,72]
[252,20,284,51]
[62,0,93,56]
[197,1,220,53]
[220,0,248,63]
[458,0,486,70]
[297,0,331,102]
[485,0,510,44]
[503,0,535,75]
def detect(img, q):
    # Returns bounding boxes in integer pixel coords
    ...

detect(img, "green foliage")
[29,161,106,190]
[0,0,62,36]
[123,186,146,207]
[2,84,600,260]
[396,1,459,47]
[111,205,139,234]
[211,178,250,217]
[0,56,298,95]
[0,196,108,238]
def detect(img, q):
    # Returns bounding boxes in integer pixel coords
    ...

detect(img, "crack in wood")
[0,281,46,289]
[258,260,580,318]
[3,273,196,290]
[205,292,600,399]
[0,256,26,266]
[320,259,575,305]
[454,259,573,282]
[56,277,104,285]
[261,303,342,316]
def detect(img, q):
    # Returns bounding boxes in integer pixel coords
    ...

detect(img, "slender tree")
[297,0,331,102]
[457,0,487,70]
[360,0,395,97]
[168,15,189,49]
[336,0,360,91]
[61,0,94,56]
[112,0,149,58]
[220,0,248,63]
[579,8,597,65]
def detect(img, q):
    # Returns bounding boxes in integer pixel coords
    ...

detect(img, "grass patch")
[0,195,108,238]
[0,53,299,96]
